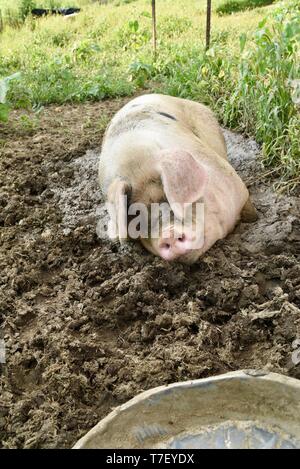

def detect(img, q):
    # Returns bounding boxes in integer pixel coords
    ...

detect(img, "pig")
[99,93,257,263]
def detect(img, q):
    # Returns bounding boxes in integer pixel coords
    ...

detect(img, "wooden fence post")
[206,0,212,50]
[152,0,157,59]
[0,10,3,33]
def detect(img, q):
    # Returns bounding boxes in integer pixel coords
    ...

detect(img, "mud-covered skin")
[0,100,299,449]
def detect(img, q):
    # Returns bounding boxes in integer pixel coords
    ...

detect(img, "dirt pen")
[0,98,299,448]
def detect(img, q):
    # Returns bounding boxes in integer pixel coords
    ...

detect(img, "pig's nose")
[158,233,194,261]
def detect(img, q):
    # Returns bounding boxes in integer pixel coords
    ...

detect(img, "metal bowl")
[74,370,300,449]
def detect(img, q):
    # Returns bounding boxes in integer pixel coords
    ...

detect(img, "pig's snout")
[158,230,196,261]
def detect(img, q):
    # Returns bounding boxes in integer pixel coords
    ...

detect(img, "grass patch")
[217,0,276,16]
[0,0,299,185]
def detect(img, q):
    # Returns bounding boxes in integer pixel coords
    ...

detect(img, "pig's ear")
[156,150,208,219]
[107,178,131,242]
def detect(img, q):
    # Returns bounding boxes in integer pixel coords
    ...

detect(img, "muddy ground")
[0,98,299,449]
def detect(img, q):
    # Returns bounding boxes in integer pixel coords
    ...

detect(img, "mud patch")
[0,100,299,449]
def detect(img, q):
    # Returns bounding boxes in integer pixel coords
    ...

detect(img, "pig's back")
[106,94,226,158]
[99,94,227,192]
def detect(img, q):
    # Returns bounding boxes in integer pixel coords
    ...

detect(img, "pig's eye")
[178,235,185,242]
[162,243,170,250]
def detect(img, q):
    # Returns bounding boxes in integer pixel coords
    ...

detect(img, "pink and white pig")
[99,94,257,263]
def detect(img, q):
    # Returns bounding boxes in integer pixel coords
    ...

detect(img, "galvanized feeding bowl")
[74,370,300,449]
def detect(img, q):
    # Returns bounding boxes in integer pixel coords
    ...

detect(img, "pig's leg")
[241,196,258,222]
[107,178,131,241]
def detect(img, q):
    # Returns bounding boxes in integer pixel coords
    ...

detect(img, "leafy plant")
[128,61,154,87]
[117,19,151,50]
[217,0,275,16]
[71,40,101,62]
[225,6,300,177]
[19,0,36,22]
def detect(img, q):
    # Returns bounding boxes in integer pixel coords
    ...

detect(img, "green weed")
[217,0,276,16]
[0,0,298,184]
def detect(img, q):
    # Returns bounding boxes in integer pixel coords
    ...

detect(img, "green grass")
[0,0,91,11]
[0,0,299,185]
[216,0,276,16]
